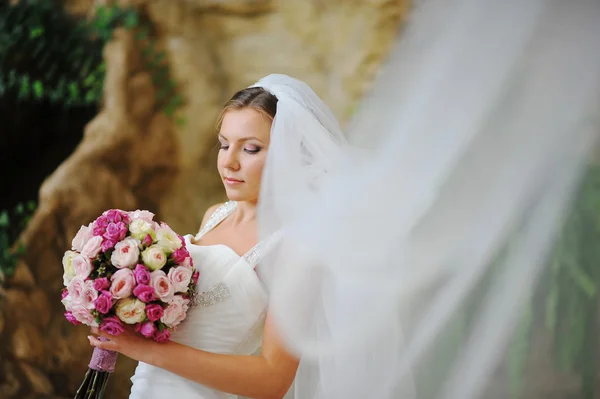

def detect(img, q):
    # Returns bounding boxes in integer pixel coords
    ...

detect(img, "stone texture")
[19,362,54,395]
[0,360,21,398]
[8,260,36,289]
[12,322,46,366]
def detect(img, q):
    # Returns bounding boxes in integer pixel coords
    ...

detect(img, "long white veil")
[254,0,600,398]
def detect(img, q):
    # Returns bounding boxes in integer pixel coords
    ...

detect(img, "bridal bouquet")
[61,209,199,399]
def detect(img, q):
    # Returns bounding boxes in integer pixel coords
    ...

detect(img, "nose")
[223,147,240,171]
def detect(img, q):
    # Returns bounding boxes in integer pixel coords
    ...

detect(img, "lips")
[224,177,244,184]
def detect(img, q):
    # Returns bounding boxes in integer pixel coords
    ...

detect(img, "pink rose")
[172,247,190,264]
[110,268,136,299]
[104,209,130,224]
[133,284,156,303]
[81,236,103,258]
[154,328,171,343]
[80,280,99,309]
[150,271,174,302]
[129,210,155,222]
[101,239,116,252]
[183,257,194,268]
[104,222,128,242]
[139,321,157,338]
[61,289,68,300]
[100,315,125,335]
[160,296,190,327]
[142,234,153,247]
[94,291,113,314]
[93,277,110,291]
[70,304,98,327]
[95,215,109,229]
[64,311,81,325]
[145,303,164,322]
[168,266,193,293]
[67,277,86,303]
[72,224,93,252]
[72,254,93,279]
[111,238,140,269]
[133,264,151,285]
[192,271,199,286]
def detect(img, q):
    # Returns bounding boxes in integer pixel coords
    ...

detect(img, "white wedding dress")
[130,201,270,399]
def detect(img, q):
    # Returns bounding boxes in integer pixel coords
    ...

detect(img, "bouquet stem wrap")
[74,338,117,399]
[89,338,118,372]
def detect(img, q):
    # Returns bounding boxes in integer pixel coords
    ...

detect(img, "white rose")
[156,223,182,252]
[128,210,155,222]
[160,296,190,327]
[129,219,156,241]
[80,280,99,310]
[62,251,78,286]
[70,304,99,327]
[111,238,140,269]
[167,266,193,293]
[71,224,93,252]
[81,235,103,259]
[61,294,73,312]
[115,298,146,324]
[142,245,167,271]
[72,254,93,279]
[67,276,86,304]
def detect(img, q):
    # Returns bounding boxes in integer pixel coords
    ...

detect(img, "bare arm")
[90,311,298,399]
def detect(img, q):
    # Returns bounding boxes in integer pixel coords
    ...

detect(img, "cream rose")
[129,219,156,242]
[156,223,182,252]
[142,245,167,271]
[115,298,146,324]
[62,251,78,286]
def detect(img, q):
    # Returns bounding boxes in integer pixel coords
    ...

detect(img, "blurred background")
[0,1,598,398]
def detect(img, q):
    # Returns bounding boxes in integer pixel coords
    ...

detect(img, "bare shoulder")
[200,203,224,228]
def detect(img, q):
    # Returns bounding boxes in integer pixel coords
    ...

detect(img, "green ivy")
[0,201,36,286]
[544,165,600,399]
[0,1,183,119]
[506,165,600,399]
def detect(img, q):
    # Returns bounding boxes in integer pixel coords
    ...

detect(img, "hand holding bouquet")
[61,209,199,398]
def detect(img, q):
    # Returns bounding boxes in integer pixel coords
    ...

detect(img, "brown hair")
[216,87,278,130]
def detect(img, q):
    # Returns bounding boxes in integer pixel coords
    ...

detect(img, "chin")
[224,188,248,202]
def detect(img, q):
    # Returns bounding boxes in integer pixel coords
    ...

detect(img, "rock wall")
[0,0,410,397]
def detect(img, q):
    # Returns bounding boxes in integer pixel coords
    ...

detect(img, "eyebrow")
[218,133,264,143]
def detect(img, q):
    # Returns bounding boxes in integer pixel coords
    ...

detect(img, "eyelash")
[219,144,261,154]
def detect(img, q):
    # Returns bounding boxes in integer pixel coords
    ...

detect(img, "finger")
[88,335,116,351]
[92,328,111,340]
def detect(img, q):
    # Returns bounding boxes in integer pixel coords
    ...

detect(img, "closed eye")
[245,147,261,154]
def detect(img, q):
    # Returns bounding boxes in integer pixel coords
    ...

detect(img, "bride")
[88,74,340,399]
[88,0,600,398]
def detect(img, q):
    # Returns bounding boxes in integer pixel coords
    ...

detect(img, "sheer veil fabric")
[252,1,600,398]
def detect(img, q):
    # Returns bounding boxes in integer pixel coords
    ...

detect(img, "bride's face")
[217,108,272,203]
